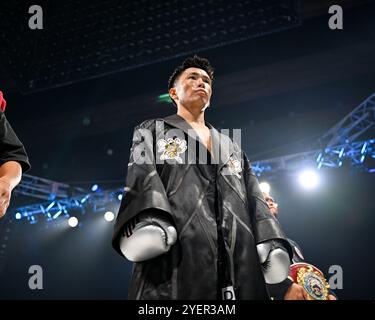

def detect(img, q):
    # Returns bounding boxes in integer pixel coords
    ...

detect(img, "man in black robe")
[112,56,292,300]
[0,91,31,218]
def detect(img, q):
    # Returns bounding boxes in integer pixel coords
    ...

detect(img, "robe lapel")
[162,113,246,202]
[209,125,233,171]
[162,113,238,167]
[210,124,246,203]
[160,114,197,165]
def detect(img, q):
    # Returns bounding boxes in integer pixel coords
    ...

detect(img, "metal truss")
[252,93,375,176]
[316,139,374,170]
[252,138,375,176]
[318,93,375,147]
[13,174,86,200]
[14,188,123,225]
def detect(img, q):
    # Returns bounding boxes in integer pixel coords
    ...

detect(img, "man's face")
[169,67,212,111]
[263,193,279,217]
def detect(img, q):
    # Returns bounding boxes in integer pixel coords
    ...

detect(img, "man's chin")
[182,99,210,112]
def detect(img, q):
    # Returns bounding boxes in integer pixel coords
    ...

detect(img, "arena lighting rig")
[0,0,301,93]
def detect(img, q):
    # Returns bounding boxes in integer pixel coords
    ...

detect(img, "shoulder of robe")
[134,118,157,131]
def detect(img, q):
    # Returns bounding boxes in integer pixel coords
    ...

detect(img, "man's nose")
[197,78,205,88]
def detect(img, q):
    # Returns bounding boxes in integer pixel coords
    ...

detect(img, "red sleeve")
[0,91,6,112]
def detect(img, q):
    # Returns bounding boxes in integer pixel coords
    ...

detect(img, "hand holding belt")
[119,211,177,262]
[288,262,331,300]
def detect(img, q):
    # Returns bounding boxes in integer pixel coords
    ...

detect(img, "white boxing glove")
[119,212,177,262]
[257,240,290,284]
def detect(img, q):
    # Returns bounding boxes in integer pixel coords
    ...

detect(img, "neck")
[176,104,206,126]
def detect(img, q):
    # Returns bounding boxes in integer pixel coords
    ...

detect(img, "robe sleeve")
[112,119,174,257]
[0,110,31,173]
[242,151,292,257]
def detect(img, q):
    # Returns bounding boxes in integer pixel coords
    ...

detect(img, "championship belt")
[288,263,330,300]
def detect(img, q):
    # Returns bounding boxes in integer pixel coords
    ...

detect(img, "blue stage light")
[53,210,62,219]
[339,148,344,158]
[46,201,55,211]
[30,216,37,224]
[361,142,367,154]
[15,212,22,220]
[80,195,90,204]
[316,153,322,162]
[91,184,99,192]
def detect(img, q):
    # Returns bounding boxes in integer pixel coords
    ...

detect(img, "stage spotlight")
[104,211,115,222]
[298,169,320,190]
[117,194,123,201]
[259,182,271,194]
[15,212,22,220]
[68,217,79,228]
[91,184,99,192]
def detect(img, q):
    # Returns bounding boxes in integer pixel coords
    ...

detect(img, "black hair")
[168,55,214,107]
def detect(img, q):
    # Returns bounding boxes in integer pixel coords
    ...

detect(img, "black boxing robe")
[112,113,291,300]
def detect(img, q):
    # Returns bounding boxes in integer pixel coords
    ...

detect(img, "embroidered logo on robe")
[227,156,242,178]
[157,138,187,163]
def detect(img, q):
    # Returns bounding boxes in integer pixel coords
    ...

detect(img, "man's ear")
[169,87,178,103]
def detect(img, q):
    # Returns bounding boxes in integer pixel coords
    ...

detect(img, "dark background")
[0,0,374,299]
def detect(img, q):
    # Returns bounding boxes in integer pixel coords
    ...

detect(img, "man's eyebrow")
[186,72,211,82]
